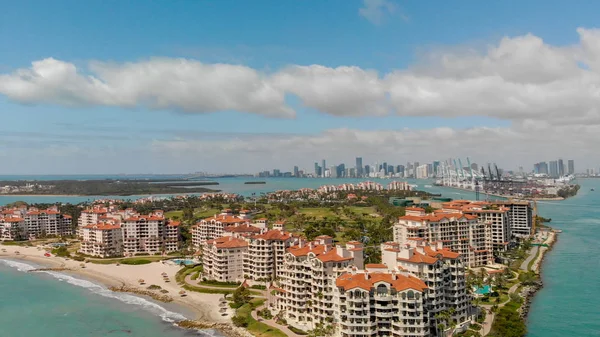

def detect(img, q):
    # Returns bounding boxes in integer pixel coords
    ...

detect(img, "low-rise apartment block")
[202,236,248,282]
[0,206,72,240]
[79,223,123,257]
[191,209,252,246]
[76,209,180,257]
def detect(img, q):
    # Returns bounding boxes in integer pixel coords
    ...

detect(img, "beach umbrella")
[80,263,86,268]
[179,290,186,296]
[161,272,168,276]
[138,279,145,284]
[15,251,20,255]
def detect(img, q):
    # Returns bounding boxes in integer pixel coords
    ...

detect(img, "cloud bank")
[2,28,600,124]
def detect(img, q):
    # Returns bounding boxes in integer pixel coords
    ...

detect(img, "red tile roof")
[254,230,292,241]
[206,236,248,249]
[336,272,427,292]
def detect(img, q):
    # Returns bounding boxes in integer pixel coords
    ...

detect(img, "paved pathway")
[251,304,302,337]
[481,277,521,335]
[520,246,539,271]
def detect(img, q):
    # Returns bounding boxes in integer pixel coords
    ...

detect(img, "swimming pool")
[170,259,197,266]
[474,285,492,295]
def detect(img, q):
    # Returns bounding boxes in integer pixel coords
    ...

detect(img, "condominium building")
[0,217,25,241]
[381,240,471,335]
[336,269,429,337]
[122,210,179,255]
[0,206,72,240]
[202,236,248,282]
[266,237,470,336]
[393,208,493,267]
[76,209,180,256]
[191,209,251,246]
[79,223,123,257]
[492,201,533,237]
[273,236,365,331]
[244,230,299,282]
[460,203,511,251]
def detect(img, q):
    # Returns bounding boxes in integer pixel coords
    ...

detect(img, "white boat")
[424,185,433,188]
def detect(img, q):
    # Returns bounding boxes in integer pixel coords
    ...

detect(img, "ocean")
[0,175,598,336]
[0,259,221,337]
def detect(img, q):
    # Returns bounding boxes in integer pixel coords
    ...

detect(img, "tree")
[232,286,252,306]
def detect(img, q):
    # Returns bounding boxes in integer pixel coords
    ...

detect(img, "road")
[520,246,539,271]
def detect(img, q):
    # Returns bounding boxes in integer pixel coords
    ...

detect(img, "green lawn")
[236,299,287,337]
[165,210,183,219]
[194,208,221,219]
[297,207,337,218]
[347,206,378,216]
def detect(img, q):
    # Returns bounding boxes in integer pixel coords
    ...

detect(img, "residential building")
[558,159,564,177]
[568,160,575,175]
[0,206,72,240]
[243,230,298,282]
[491,200,533,237]
[191,209,251,246]
[393,208,493,267]
[273,236,364,331]
[122,210,169,255]
[549,161,558,178]
[202,236,248,282]
[381,240,471,335]
[79,223,123,257]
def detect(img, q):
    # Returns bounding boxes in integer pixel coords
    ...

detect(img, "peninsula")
[0,179,220,196]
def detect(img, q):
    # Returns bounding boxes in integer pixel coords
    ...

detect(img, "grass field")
[236,299,287,337]
[88,256,165,265]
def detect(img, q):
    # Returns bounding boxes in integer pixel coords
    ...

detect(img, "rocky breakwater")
[518,280,543,319]
[109,284,174,303]
[177,320,254,337]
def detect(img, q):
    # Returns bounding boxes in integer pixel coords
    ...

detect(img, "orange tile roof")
[287,244,326,257]
[3,217,24,222]
[202,215,249,224]
[83,223,121,230]
[207,236,248,249]
[336,272,427,292]
[124,216,164,221]
[317,249,353,262]
[406,207,425,212]
[255,229,292,241]
[396,251,438,264]
[224,224,261,233]
[423,246,460,259]
[365,263,388,269]
[167,220,181,227]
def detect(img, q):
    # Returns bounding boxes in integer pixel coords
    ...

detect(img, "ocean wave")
[42,271,188,323]
[0,260,187,324]
[0,259,37,272]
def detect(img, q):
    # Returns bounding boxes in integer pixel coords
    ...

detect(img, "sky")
[1,0,600,174]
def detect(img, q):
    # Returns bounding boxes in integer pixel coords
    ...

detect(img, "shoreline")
[0,192,214,198]
[519,230,558,320]
[436,184,565,201]
[0,244,251,337]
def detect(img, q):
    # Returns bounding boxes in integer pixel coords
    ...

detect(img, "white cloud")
[0,58,294,118]
[2,28,600,124]
[358,0,402,25]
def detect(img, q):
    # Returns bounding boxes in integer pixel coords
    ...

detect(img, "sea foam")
[0,259,188,323]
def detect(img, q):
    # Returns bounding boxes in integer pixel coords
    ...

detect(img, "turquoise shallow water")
[0,260,221,337]
[0,176,598,336]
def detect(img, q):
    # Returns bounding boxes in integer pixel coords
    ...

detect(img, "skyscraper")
[433,161,440,177]
[549,161,559,178]
[568,160,575,175]
[539,162,548,175]
[355,157,363,177]
[314,162,319,176]
[293,166,299,177]
[558,159,564,177]
[321,160,326,177]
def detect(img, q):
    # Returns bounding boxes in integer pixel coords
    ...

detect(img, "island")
[244,181,266,185]
[0,179,220,196]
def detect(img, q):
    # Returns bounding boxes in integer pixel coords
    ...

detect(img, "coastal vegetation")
[556,184,580,199]
[0,179,219,196]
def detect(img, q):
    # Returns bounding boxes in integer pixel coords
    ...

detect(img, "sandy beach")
[0,244,232,324]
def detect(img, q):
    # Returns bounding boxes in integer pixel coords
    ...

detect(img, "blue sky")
[1,0,600,174]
